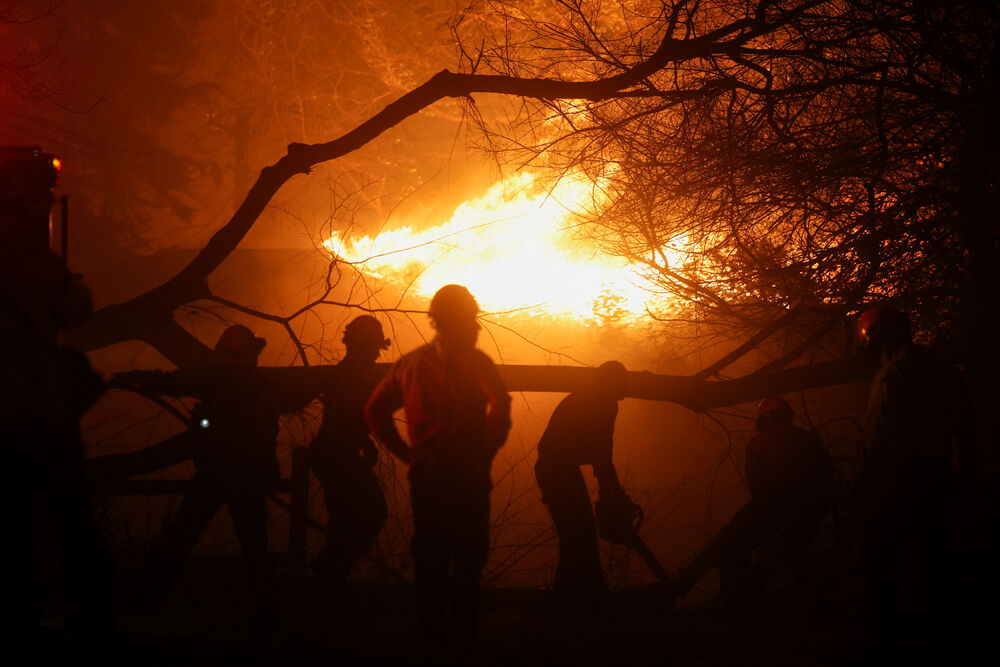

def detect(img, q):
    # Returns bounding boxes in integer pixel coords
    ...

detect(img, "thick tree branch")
[265,357,868,414]
[73,4,826,363]
[691,306,802,380]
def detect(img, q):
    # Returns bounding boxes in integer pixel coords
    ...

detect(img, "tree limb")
[70,4,828,363]
[265,357,868,414]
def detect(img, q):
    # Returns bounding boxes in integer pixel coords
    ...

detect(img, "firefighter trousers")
[139,472,276,611]
[313,457,387,580]
[534,460,604,598]
[408,443,492,640]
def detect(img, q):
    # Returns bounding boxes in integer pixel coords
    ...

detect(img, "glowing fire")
[324,172,667,323]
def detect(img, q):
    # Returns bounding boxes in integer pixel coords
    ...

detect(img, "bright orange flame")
[324,173,675,323]
[51,157,61,171]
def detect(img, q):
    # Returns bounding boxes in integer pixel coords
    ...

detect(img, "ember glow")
[324,173,674,323]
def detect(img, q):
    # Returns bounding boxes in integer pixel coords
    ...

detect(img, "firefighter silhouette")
[1,150,114,663]
[308,315,390,584]
[671,397,835,607]
[855,305,965,629]
[120,325,282,624]
[534,361,635,602]
[365,285,511,641]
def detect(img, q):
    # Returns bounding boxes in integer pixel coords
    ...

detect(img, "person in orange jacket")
[365,285,511,641]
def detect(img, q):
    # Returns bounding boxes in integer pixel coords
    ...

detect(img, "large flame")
[324,172,669,323]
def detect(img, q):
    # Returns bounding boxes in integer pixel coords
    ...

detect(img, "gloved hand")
[595,491,641,545]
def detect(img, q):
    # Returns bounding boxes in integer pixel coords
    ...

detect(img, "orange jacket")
[364,339,511,463]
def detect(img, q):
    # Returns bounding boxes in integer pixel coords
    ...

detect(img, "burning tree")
[457,0,997,365]
[449,0,1000,490]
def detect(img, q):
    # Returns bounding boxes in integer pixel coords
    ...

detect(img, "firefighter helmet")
[343,315,391,349]
[596,360,628,399]
[856,304,910,353]
[756,396,793,430]
[215,325,266,364]
[428,284,479,324]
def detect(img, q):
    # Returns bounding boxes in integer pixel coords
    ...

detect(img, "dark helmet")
[595,360,628,399]
[428,284,479,325]
[756,396,793,431]
[215,324,266,364]
[856,304,911,354]
[343,315,391,350]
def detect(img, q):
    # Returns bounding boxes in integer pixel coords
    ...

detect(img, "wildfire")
[323,172,669,323]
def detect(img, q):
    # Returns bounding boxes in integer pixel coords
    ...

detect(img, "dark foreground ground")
[30,563,961,666]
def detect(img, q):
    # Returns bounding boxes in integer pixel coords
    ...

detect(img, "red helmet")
[343,315,391,350]
[428,284,479,324]
[856,305,910,353]
[756,396,793,430]
[215,325,266,364]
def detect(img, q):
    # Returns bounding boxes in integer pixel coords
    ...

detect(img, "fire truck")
[0,145,64,254]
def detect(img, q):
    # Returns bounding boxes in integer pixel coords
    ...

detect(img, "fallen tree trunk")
[87,357,867,483]
[265,356,868,414]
